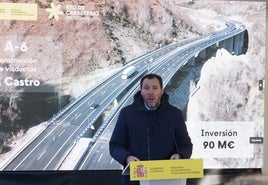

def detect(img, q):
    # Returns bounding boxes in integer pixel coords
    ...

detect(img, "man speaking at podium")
[109,73,193,185]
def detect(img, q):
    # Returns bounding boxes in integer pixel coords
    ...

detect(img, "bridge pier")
[233,32,245,55]
[210,43,218,50]
[225,37,234,54]
[188,57,195,66]
[218,40,225,50]
[198,49,206,60]
[215,42,220,49]
[218,31,245,55]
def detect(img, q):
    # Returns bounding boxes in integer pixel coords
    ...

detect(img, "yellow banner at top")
[0,3,37,21]
[130,159,203,181]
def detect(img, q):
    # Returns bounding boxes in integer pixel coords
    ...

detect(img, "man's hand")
[170,154,180,160]
[126,155,140,163]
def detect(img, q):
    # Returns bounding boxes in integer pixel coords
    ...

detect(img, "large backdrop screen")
[0,0,265,171]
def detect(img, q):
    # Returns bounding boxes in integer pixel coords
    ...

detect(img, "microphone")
[169,127,180,155]
[147,127,151,160]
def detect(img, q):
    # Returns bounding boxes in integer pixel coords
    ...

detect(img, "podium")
[126,159,203,185]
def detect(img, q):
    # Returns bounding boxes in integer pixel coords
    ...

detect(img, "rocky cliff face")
[186,1,265,122]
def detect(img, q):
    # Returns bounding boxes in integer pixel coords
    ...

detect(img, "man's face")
[141,77,163,109]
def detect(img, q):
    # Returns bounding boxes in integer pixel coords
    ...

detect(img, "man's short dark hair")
[140,73,163,89]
